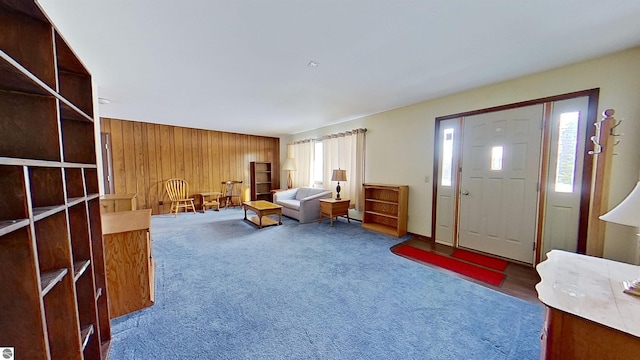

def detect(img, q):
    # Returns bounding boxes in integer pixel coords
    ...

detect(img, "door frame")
[431,88,599,265]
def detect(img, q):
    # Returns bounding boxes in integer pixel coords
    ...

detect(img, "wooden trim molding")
[535,102,553,264]
[435,89,600,122]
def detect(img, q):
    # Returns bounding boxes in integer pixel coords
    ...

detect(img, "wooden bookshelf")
[250,161,273,201]
[0,1,110,359]
[362,184,409,237]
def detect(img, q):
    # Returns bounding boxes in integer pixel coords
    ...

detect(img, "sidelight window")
[441,128,454,186]
[554,112,579,193]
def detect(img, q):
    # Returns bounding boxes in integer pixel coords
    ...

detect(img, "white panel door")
[541,96,589,258]
[458,105,543,263]
[435,119,460,245]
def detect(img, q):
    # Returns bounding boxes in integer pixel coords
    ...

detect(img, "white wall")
[282,46,640,264]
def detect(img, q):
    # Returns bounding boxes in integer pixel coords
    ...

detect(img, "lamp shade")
[282,158,297,171]
[599,181,640,227]
[331,169,347,182]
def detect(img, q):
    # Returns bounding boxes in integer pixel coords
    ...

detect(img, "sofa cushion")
[295,187,313,200]
[278,199,300,211]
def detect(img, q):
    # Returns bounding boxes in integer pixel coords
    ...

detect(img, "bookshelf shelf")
[40,268,68,296]
[73,260,91,281]
[81,324,95,350]
[0,219,29,237]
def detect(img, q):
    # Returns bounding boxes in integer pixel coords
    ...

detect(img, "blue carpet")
[109,209,543,359]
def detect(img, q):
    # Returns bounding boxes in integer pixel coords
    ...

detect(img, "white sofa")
[273,187,333,223]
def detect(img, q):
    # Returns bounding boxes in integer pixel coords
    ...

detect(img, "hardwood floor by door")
[393,237,541,304]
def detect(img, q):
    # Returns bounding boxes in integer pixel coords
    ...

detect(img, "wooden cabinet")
[250,161,273,201]
[536,250,640,359]
[319,198,351,227]
[362,184,408,237]
[100,193,137,213]
[0,2,110,359]
[101,209,154,318]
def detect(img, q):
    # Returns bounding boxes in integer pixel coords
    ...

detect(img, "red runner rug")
[451,249,508,271]
[395,246,505,287]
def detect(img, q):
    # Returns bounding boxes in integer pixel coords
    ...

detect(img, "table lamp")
[282,158,297,189]
[331,169,347,200]
[599,180,640,296]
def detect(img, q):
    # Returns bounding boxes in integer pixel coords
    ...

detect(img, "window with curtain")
[313,142,323,187]
[289,140,314,188]
[289,128,366,211]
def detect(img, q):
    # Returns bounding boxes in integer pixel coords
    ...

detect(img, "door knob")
[461,190,469,195]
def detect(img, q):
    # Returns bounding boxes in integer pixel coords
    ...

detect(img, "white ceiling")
[38,0,640,137]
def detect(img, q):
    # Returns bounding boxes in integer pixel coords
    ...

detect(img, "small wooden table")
[319,198,350,227]
[198,191,222,212]
[242,200,282,229]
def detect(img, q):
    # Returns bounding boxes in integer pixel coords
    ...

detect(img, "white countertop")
[536,249,640,337]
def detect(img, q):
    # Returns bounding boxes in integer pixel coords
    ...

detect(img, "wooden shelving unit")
[362,184,409,238]
[0,2,111,359]
[250,161,273,201]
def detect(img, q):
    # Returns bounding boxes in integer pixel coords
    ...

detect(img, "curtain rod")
[289,128,367,145]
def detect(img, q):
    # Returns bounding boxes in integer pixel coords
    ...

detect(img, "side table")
[199,191,222,212]
[319,198,351,227]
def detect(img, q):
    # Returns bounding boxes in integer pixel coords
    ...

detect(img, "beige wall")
[282,46,640,264]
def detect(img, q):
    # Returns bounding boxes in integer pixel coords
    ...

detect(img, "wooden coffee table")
[242,200,282,229]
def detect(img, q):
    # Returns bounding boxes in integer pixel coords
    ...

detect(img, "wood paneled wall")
[100,118,280,214]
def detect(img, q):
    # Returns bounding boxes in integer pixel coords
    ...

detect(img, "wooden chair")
[221,180,243,208]
[165,178,197,217]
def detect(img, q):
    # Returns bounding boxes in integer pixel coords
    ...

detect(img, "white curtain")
[322,129,366,211]
[290,140,314,188]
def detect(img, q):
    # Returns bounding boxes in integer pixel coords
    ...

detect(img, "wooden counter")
[102,209,154,318]
[536,250,640,359]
